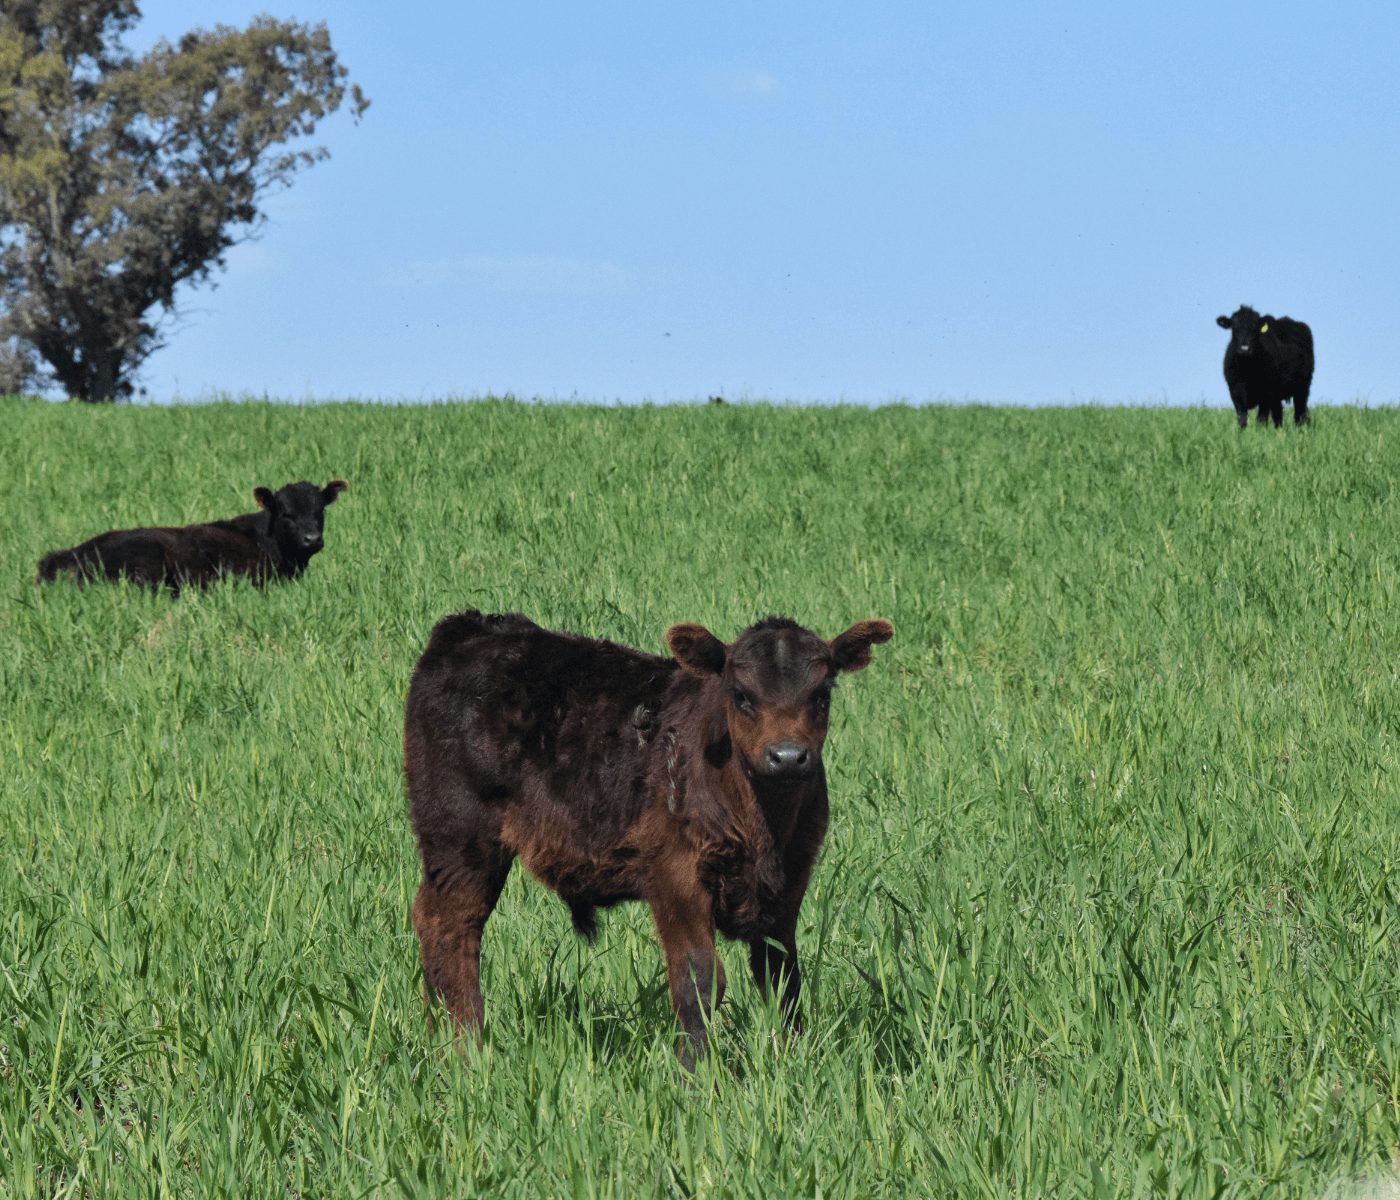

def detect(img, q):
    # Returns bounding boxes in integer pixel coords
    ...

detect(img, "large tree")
[0,1,366,401]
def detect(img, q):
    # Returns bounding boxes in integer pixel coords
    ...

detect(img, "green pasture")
[3,399,1400,1198]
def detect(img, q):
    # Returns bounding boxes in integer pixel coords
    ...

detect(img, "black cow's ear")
[1216,315,1231,329]
[830,619,894,673]
[666,624,727,675]
[253,486,278,513]
[321,479,347,505]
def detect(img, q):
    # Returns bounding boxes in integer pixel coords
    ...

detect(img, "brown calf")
[404,611,893,1066]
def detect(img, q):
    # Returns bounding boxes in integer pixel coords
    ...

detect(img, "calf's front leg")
[749,794,824,1034]
[649,878,725,1070]
[749,924,802,1032]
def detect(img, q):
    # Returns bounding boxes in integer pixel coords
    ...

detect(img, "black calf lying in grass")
[405,611,894,1068]
[38,480,346,593]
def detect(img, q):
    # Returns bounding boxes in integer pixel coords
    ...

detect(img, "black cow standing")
[1216,305,1314,428]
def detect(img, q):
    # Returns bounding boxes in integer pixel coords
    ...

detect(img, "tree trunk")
[83,351,120,404]
[30,321,125,402]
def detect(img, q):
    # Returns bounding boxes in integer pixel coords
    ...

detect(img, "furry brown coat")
[405,611,893,1066]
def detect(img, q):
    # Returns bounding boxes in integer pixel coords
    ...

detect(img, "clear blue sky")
[131,1,1400,405]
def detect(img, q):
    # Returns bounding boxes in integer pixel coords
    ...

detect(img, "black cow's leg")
[650,876,724,1069]
[1294,385,1311,426]
[1271,400,1284,428]
[1228,381,1251,430]
[412,843,514,1040]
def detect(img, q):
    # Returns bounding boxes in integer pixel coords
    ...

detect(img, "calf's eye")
[731,687,755,713]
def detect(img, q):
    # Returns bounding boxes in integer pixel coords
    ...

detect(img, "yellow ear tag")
[1259,322,1269,333]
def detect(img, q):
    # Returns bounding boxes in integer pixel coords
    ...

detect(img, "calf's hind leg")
[412,844,513,1039]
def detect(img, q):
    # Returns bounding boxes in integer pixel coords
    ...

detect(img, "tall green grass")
[2,398,1399,1198]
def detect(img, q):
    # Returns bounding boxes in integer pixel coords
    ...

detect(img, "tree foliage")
[0,1,366,401]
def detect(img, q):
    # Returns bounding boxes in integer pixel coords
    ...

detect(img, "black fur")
[1216,305,1314,428]
[37,480,346,593]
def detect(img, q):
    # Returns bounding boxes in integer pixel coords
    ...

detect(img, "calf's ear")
[1215,315,1231,329]
[830,619,894,673]
[253,486,278,513]
[321,479,347,505]
[666,624,727,675]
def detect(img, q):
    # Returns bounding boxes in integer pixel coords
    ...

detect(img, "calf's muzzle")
[761,740,814,779]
